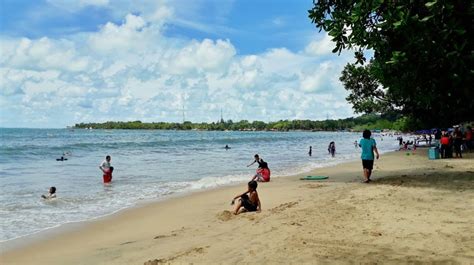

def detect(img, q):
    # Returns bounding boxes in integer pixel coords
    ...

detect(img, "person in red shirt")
[465,126,473,152]
[440,132,450,158]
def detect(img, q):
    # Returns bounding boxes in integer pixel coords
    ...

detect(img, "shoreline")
[0,149,374,249]
[2,149,473,264]
[1,148,397,248]
[1,178,263,252]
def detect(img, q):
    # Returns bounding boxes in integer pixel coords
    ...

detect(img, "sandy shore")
[1,149,473,264]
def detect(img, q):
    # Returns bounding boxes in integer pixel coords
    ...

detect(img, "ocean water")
[0,128,399,242]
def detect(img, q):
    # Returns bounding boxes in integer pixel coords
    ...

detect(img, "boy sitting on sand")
[41,186,57,199]
[231,181,261,215]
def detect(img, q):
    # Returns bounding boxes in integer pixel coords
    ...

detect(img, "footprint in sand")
[302,183,326,189]
[284,221,302,226]
[216,210,234,221]
[119,240,136,245]
[154,233,177,240]
[269,201,298,213]
[144,246,209,264]
[144,259,165,265]
[370,231,383,237]
[153,227,185,240]
[242,212,262,221]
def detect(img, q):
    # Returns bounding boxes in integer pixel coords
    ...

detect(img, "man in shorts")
[359,130,380,183]
[99,155,114,183]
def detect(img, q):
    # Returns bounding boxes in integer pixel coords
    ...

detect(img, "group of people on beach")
[43,130,382,217]
[397,126,473,158]
[438,126,472,158]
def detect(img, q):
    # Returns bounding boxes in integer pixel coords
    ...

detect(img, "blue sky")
[0,0,356,128]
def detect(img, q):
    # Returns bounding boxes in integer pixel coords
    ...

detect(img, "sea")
[0,128,400,243]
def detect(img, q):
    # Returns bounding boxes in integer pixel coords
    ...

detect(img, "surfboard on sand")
[300,176,328,180]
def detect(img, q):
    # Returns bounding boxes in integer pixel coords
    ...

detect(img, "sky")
[0,0,357,128]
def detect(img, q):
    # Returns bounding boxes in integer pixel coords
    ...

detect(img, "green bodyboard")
[300,176,328,180]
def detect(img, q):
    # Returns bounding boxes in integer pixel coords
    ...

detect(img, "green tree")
[340,62,396,114]
[309,0,474,128]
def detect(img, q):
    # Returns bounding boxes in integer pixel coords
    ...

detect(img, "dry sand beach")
[1,149,473,264]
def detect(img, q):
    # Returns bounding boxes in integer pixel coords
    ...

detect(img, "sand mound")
[216,210,234,221]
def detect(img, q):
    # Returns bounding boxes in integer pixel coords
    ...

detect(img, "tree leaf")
[425,1,437,8]
[393,20,403,28]
[420,16,433,22]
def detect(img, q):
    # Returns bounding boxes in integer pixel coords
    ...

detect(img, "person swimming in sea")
[224,145,231,150]
[41,187,57,200]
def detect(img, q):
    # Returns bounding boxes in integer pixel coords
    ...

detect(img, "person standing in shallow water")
[308,146,312,156]
[359,130,379,183]
[328,142,336,157]
[99,155,114,183]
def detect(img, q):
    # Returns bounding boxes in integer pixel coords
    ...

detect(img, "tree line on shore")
[74,114,408,131]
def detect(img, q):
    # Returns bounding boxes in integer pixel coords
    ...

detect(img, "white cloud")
[122,77,165,100]
[164,39,236,75]
[304,34,335,56]
[88,14,152,54]
[0,68,60,95]
[298,61,335,92]
[0,3,355,128]
[148,5,174,23]
[101,62,127,78]
[3,37,94,72]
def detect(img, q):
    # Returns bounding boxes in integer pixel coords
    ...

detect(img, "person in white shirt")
[99,155,113,183]
[41,186,57,199]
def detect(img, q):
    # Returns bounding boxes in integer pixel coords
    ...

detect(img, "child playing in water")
[248,154,271,182]
[231,181,261,215]
[41,187,57,199]
[328,141,336,157]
